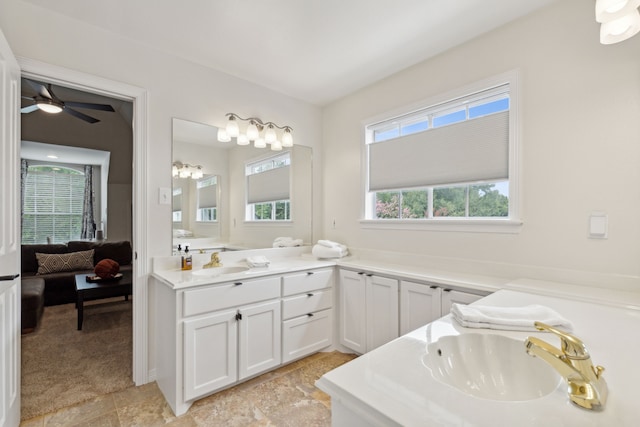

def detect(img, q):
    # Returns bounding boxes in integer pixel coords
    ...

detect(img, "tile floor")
[20,351,357,427]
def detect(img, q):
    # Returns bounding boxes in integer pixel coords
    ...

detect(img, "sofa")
[21,240,133,306]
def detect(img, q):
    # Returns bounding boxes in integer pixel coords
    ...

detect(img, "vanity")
[316,281,640,426]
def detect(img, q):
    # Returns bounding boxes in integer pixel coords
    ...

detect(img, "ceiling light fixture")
[596,0,640,44]
[218,113,293,151]
[172,162,203,179]
[35,97,63,114]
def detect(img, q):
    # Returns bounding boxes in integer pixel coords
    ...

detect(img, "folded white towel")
[451,303,573,332]
[317,239,341,248]
[246,256,270,268]
[273,238,303,248]
[312,244,349,259]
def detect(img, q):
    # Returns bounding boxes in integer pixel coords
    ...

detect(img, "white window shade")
[369,111,509,191]
[198,184,217,208]
[247,165,290,204]
[172,191,182,211]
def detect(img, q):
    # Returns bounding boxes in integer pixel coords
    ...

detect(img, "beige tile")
[112,382,162,409]
[264,398,331,427]
[20,416,45,427]
[244,375,307,417]
[43,395,116,427]
[165,415,198,427]
[116,393,177,427]
[72,410,121,427]
[189,388,268,427]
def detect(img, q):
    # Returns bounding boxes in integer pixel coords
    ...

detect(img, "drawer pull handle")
[366,274,373,277]
[307,313,314,317]
[443,288,452,292]
[307,271,314,275]
[358,272,365,275]
[307,293,314,297]
[430,286,438,289]
[234,282,243,286]
[235,312,243,321]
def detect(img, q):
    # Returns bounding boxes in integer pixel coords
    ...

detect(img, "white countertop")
[316,287,640,427]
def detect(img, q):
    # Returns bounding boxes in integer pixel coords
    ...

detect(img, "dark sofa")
[21,240,133,306]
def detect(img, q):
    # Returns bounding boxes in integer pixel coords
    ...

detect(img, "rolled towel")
[312,244,349,259]
[451,303,573,332]
[246,256,270,268]
[317,239,341,248]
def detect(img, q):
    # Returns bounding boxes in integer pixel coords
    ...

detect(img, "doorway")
[18,58,149,392]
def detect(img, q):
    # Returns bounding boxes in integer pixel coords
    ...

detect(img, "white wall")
[321,0,640,289]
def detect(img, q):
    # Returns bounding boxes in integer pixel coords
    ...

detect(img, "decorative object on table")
[312,240,349,259]
[273,237,303,248]
[450,303,573,331]
[93,258,120,279]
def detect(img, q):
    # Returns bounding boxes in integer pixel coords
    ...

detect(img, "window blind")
[198,183,217,208]
[172,190,182,211]
[247,165,290,204]
[368,111,509,191]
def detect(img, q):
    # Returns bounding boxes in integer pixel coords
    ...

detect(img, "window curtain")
[80,165,95,239]
[20,159,28,227]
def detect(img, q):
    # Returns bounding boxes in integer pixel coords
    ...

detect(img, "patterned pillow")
[35,249,95,274]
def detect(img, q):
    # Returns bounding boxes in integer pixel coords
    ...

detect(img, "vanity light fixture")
[218,113,293,151]
[172,162,203,179]
[596,0,640,44]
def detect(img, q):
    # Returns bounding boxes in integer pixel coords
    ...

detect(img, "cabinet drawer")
[282,289,333,320]
[282,269,333,296]
[282,308,333,363]
[183,276,280,317]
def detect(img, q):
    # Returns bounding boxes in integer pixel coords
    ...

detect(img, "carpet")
[21,298,134,420]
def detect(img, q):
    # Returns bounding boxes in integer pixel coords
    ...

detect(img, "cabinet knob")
[307,313,314,317]
[358,272,365,275]
[366,273,373,277]
[443,288,452,292]
[430,285,438,289]
[234,282,243,286]
[307,293,314,297]
[307,271,314,275]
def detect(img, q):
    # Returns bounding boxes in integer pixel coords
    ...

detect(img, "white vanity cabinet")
[400,279,488,334]
[339,269,399,354]
[281,268,334,363]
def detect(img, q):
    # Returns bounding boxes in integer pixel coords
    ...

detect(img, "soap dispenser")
[182,245,192,270]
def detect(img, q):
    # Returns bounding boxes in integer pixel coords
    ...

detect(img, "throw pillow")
[35,249,95,274]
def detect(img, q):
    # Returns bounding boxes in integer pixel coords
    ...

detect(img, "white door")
[338,270,366,354]
[365,275,399,352]
[238,300,281,380]
[0,25,21,427]
[183,310,238,401]
[400,281,442,335]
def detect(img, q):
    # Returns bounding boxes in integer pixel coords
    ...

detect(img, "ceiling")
[23,0,559,106]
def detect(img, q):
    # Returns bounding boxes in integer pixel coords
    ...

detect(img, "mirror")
[172,118,312,250]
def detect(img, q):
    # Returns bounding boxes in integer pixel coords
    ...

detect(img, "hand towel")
[451,303,573,332]
[317,239,341,248]
[246,256,270,268]
[312,244,349,259]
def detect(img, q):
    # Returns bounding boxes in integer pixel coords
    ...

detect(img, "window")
[22,165,85,244]
[364,72,520,231]
[246,153,291,221]
[172,187,182,222]
[196,176,218,222]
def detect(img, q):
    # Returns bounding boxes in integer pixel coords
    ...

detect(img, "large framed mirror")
[172,118,312,251]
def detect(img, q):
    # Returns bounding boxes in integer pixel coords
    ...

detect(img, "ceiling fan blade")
[24,78,53,99]
[64,101,115,112]
[63,107,100,124]
[21,105,39,114]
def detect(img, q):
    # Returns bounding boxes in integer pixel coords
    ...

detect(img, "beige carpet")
[21,298,133,420]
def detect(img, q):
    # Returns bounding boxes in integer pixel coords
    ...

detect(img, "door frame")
[18,57,150,385]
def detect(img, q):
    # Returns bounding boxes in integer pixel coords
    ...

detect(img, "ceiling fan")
[21,79,115,124]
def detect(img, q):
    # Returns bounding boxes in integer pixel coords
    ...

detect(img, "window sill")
[359,218,523,234]
[243,220,293,227]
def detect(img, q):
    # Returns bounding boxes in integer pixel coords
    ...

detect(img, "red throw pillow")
[94,258,120,279]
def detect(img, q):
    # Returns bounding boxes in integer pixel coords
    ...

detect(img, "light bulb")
[36,99,63,114]
[282,129,293,147]
[217,128,231,142]
[254,137,266,148]
[192,166,203,179]
[601,8,640,43]
[226,115,240,138]
[265,125,277,144]
[271,140,283,151]
[246,121,260,140]
[237,134,250,146]
[179,167,190,178]
[596,0,640,22]
[172,164,179,177]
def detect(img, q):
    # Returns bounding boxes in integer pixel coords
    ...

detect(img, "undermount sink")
[191,266,250,277]
[424,333,561,401]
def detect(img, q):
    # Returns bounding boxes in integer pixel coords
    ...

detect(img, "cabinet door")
[238,300,281,380]
[183,310,237,401]
[338,270,367,354]
[282,309,333,363]
[366,275,399,352]
[441,289,484,315]
[400,281,442,335]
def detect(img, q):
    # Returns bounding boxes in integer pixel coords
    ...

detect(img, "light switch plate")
[588,212,607,239]
[159,187,172,205]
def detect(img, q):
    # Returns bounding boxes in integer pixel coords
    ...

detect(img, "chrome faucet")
[202,252,222,269]
[525,321,607,411]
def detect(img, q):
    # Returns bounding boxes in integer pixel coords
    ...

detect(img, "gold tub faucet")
[203,252,222,269]
[525,321,607,411]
